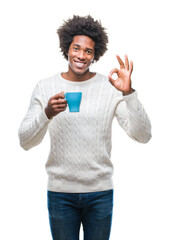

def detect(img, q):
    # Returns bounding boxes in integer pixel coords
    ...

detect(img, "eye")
[86,50,93,55]
[73,47,79,51]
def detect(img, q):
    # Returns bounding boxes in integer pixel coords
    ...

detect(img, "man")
[18,15,151,240]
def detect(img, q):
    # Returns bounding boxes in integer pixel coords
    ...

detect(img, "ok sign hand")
[108,55,134,95]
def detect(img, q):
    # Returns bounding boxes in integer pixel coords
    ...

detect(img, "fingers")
[52,91,65,100]
[129,60,133,74]
[50,99,67,105]
[48,99,67,114]
[49,92,66,104]
[109,68,119,77]
[116,55,133,72]
[48,92,67,108]
[53,104,67,109]
[125,55,129,70]
[116,55,125,69]
[45,91,67,118]
[108,68,119,81]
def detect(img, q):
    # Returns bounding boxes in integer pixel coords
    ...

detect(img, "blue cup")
[64,92,82,112]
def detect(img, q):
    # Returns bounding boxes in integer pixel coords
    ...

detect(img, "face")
[67,35,95,75]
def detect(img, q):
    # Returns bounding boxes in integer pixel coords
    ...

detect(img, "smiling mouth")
[74,61,86,68]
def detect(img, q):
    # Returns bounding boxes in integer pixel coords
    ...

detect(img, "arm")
[108,55,152,143]
[18,83,67,151]
[18,83,51,151]
[115,91,152,143]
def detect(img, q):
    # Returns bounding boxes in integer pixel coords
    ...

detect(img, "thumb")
[108,68,119,78]
[108,68,119,85]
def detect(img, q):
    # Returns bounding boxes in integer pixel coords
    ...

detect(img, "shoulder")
[31,73,61,100]
[37,73,59,88]
[95,72,107,82]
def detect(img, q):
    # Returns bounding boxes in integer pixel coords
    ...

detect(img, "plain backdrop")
[1,0,170,239]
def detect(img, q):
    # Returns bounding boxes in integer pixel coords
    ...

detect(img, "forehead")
[71,35,95,49]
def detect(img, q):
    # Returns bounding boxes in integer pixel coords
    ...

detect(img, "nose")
[77,50,86,60]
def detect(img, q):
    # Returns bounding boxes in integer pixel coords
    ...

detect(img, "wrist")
[122,88,135,96]
[44,107,53,120]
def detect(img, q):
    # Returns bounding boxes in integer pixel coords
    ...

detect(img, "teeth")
[75,62,85,68]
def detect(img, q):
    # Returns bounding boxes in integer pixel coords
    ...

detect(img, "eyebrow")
[73,44,94,52]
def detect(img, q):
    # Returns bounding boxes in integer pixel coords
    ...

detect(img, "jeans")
[47,189,114,240]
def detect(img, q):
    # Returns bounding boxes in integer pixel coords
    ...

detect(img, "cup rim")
[65,92,82,93]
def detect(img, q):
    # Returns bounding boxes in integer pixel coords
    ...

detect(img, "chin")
[72,67,89,75]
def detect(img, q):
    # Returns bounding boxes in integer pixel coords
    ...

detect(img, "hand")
[108,55,134,95]
[45,91,67,119]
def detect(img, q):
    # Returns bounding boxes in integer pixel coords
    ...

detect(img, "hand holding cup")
[45,91,67,119]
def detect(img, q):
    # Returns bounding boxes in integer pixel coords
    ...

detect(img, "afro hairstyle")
[57,15,108,62]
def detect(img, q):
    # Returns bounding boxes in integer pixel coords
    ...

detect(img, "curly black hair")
[57,15,108,62]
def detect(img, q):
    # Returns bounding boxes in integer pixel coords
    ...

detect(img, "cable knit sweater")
[18,72,151,193]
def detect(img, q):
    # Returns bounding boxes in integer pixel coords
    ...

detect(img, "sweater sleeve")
[18,83,51,150]
[115,91,152,143]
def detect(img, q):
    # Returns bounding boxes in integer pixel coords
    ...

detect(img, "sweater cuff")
[37,109,51,128]
[123,90,137,102]
[123,90,137,103]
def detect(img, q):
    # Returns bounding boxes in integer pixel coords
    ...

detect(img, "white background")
[0,0,170,239]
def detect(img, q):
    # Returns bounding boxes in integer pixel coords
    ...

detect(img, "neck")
[62,66,95,82]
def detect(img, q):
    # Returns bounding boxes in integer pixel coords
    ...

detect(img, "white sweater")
[18,72,151,193]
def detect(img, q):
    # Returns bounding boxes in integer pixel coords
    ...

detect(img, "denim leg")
[47,189,114,240]
[47,191,81,240]
[81,189,114,240]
